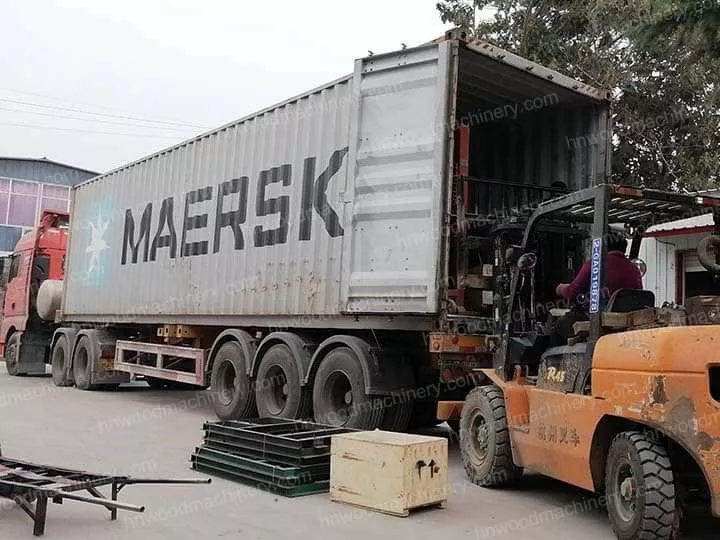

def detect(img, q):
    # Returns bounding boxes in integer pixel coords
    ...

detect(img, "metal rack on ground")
[0,453,210,537]
[191,418,354,497]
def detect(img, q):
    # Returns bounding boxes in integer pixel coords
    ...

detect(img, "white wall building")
[639,190,720,305]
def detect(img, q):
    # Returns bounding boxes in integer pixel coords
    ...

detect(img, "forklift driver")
[553,232,643,340]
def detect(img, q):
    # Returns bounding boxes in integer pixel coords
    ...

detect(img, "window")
[8,254,20,281]
[9,181,39,227]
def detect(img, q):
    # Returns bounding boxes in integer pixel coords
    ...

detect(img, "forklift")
[460,184,720,539]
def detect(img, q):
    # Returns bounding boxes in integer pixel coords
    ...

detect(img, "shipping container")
[2,31,611,431]
[61,34,610,327]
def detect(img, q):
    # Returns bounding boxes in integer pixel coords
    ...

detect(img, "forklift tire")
[255,344,311,420]
[51,335,72,387]
[605,431,679,540]
[460,385,522,487]
[72,336,99,390]
[312,346,384,429]
[210,341,257,420]
[4,333,21,377]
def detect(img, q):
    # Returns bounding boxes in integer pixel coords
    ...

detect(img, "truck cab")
[0,210,68,375]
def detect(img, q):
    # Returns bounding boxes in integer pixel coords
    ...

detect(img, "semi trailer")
[0,30,612,431]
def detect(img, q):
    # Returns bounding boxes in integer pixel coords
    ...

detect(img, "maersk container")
[62,33,610,327]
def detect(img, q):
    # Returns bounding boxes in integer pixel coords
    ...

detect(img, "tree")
[638,0,720,58]
[436,0,720,191]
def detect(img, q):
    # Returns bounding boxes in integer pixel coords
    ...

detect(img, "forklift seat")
[605,289,655,313]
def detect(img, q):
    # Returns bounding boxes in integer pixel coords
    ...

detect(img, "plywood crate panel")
[330,430,447,517]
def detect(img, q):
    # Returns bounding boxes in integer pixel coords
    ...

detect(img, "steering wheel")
[517,252,537,271]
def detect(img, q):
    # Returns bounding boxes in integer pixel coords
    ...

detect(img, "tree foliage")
[638,0,720,58]
[436,0,720,191]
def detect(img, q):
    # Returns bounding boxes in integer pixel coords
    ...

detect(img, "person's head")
[607,231,628,253]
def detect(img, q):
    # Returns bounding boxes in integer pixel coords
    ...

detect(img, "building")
[0,157,98,255]
[639,189,720,305]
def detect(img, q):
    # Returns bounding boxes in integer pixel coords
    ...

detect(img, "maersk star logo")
[86,215,109,274]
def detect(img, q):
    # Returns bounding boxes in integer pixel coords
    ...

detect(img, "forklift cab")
[494,184,720,393]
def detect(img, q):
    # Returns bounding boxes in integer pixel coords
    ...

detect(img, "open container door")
[340,42,453,314]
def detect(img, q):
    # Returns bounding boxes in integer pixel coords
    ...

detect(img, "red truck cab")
[0,210,68,375]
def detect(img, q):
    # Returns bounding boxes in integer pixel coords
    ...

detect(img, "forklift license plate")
[589,238,602,314]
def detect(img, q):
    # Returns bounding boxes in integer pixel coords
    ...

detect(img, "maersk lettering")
[122,203,152,264]
[213,177,248,253]
[150,197,177,261]
[254,164,291,248]
[299,148,347,241]
[181,187,212,257]
[120,149,348,265]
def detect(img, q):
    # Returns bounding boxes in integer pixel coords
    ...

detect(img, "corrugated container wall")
[64,77,353,320]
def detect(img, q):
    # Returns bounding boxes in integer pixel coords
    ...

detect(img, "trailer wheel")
[211,341,256,420]
[51,335,72,387]
[4,332,21,376]
[255,344,311,420]
[312,347,384,429]
[380,398,413,432]
[73,336,99,390]
[605,431,679,540]
[460,385,522,487]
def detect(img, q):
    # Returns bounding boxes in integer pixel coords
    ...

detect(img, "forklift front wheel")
[460,385,522,487]
[605,431,679,540]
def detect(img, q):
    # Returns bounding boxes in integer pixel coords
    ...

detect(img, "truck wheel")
[255,344,311,420]
[4,333,21,376]
[380,399,413,431]
[73,336,99,390]
[460,385,522,487]
[51,335,72,387]
[211,341,256,420]
[312,347,384,429]
[605,431,678,540]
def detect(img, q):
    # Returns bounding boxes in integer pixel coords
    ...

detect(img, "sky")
[0,0,453,174]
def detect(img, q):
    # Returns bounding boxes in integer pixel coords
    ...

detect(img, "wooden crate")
[330,430,448,517]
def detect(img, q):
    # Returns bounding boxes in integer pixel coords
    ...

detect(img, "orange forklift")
[460,184,720,539]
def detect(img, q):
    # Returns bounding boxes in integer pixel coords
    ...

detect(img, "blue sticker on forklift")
[589,238,602,313]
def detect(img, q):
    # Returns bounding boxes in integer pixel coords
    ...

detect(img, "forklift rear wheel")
[210,341,257,420]
[51,335,72,387]
[460,385,522,487]
[605,431,679,540]
[255,344,311,420]
[4,333,21,376]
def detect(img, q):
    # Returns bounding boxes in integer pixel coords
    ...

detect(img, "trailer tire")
[72,336,99,390]
[51,335,72,387]
[4,333,21,376]
[380,398,413,432]
[460,385,522,487]
[211,341,256,420]
[605,431,679,540]
[255,344,311,420]
[312,347,384,429]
